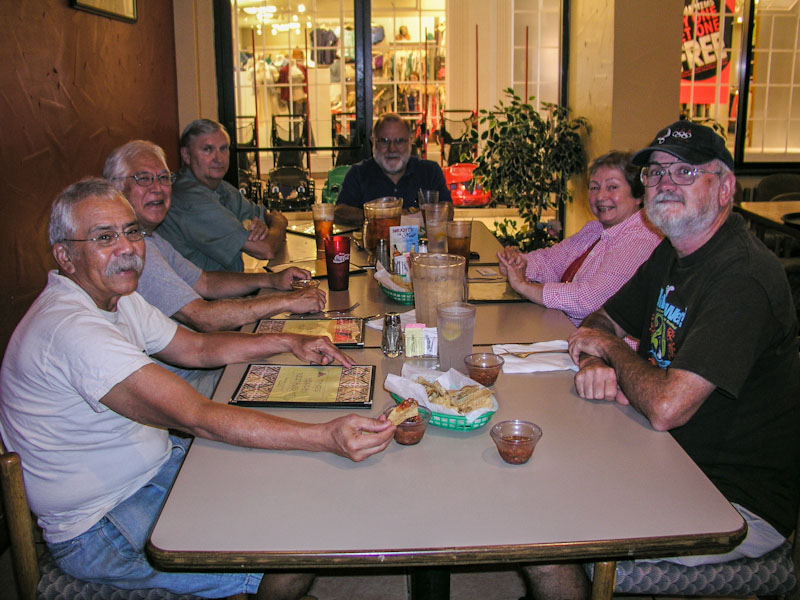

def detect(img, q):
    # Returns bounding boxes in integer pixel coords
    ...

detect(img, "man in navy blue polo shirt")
[334,112,451,225]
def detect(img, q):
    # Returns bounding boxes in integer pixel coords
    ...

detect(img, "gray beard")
[105,254,144,277]
[646,190,717,239]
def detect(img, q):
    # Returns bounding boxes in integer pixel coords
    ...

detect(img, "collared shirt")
[335,156,451,210]
[524,209,663,325]
[158,168,266,272]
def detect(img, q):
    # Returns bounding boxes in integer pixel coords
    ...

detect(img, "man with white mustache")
[523,121,800,599]
[334,112,451,225]
[105,141,325,395]
[0,178,394,599]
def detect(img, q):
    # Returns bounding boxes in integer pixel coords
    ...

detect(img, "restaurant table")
[147,347,745,600]
[735,200,800,244]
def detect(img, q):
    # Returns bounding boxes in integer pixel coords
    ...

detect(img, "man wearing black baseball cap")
[524,121,800,599]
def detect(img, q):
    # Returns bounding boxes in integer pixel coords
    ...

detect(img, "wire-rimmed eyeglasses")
[374,137,409,149]
[640,163,721,187]
[60,228,145,247]
[116,172,177,187]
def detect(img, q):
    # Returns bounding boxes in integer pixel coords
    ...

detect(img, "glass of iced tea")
[363,197,402,254]
[311,203,334,256]
[446,220,473,268]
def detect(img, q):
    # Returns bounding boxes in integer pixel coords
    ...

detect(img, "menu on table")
[256,317,365,347]
[230,364,375,408]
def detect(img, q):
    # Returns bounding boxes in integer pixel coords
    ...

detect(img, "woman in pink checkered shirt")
[497,151,663,326]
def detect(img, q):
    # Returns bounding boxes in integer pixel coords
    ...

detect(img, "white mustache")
[105,254,143,276]
[652,190,684,204]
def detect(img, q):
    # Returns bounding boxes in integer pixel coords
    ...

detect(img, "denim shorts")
[47,435,263,597]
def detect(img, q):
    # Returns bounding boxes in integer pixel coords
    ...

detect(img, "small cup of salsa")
[490,420,542,464]
[383,404,432,445]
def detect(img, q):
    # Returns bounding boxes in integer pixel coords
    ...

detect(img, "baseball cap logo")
[657,127,693,144]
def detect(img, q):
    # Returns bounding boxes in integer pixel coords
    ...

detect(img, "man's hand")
[321,415,395,462]
[285,287,327,314]
[265,210,289,230]
[270,266,313,290]
[246,217,269,241]
[567,324,621,365]
[573,355,628,403]
[287,334,355,367]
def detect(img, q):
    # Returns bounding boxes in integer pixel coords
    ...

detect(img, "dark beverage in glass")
[446,220,473,269]
[324,236,351,291]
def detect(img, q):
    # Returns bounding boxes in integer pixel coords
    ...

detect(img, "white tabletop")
[149,347,744,569]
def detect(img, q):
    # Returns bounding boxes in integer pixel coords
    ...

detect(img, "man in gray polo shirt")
[105,140,324,394]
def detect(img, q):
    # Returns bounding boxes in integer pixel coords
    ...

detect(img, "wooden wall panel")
[0,0,181,356]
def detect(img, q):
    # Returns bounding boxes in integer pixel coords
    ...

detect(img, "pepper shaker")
[381,312,404,358]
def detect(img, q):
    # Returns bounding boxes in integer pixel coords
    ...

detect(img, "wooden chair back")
[0,435,39,600]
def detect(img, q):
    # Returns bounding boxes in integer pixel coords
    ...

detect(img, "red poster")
[680,0,735,104]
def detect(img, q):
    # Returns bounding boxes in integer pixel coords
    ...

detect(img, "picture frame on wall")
[70,0,137,23]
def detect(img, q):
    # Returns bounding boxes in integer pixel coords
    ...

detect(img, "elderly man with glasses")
[104,140,326,395]
[522,121,800,600]
[334,112,451,225]
[0,178,394,599]
[157,118,288,272]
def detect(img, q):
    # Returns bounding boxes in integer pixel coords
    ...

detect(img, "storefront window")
[681,0,800,167]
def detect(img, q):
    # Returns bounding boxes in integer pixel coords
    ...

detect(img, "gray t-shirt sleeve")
[138,235,202,317]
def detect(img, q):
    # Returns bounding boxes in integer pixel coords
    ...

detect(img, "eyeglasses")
[117,172,177,187]
[640,163,721,187]
[374,137,409,149]
[61,228,145,247]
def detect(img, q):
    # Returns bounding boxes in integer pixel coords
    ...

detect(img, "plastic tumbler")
[324,235,351,291]
[311,203,335,256]
[410,253,466,327]
[426,219,448,253]
[446,220,473,269]
[437,302,476,373]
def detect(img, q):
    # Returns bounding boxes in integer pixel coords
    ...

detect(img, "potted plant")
[470,88,590,252]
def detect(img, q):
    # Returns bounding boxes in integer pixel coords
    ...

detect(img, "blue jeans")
[48,435,263,598]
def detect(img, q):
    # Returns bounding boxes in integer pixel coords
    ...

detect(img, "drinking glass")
[323,236,351,291]
[437,302,476,373]
[311,203,334,256]
[410,253,466,327]
[426,219,447,253]
[446,220,473,269]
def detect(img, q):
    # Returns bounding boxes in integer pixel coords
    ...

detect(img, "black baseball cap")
[632,120,734,170]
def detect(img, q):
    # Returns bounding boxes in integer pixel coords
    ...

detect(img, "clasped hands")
[568,326,630,406]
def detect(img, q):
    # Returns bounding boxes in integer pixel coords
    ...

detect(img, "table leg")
[410,567,450,600]
[591,561,616,600]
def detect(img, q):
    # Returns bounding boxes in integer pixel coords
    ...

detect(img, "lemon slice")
[440,323,460,341]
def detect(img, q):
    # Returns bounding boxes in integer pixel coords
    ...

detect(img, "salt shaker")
[381,312,404,358]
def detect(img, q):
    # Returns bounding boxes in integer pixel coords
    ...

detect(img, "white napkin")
[384,365,497,424]
[366,309,416,330]
[373,261,414,291]
[491,340,578,373]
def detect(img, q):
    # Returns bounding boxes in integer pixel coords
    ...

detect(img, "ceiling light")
[298,4,306,12]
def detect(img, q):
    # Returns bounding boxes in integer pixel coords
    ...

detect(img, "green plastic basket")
[379,283,414,305]
[390,393,495,431]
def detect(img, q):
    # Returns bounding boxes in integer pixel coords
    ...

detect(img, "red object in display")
[444,163,491,207]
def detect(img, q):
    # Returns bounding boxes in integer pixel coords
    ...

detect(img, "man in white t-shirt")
[0,178,394,599]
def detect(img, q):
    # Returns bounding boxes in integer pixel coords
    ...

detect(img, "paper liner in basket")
[384,364,497,424]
